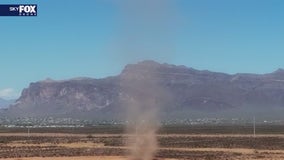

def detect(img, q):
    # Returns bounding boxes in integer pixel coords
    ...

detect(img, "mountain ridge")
[4,60,284,120]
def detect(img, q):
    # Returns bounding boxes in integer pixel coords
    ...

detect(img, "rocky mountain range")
[3,60,284,120]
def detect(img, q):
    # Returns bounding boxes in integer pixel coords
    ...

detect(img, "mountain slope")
[0,98,14,109]
[6,61,284,120]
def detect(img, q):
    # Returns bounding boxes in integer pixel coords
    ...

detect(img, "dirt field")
[1,125,284,160]
[1,156,178,160]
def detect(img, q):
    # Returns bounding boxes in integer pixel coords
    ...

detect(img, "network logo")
[0,4,37,16]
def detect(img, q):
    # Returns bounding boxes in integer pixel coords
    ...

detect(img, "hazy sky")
[1,0,284,99]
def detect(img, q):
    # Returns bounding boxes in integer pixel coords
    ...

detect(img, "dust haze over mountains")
[114,0,178,159]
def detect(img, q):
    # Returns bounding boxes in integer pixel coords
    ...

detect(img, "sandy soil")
[2,133,284,160]
[0,156,177,160]
[1,154,284,160]
[0,156,127,160]
[8,142,105,148]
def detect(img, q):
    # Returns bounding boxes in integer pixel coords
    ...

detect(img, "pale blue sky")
[1,0,284,99]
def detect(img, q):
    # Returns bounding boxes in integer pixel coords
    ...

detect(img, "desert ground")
[1,125,284,160]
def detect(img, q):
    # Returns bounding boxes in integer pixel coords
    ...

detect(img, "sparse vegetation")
[1,125,284,159]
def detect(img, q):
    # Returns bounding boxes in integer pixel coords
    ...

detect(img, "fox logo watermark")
[19,5,36,15]
[0,4,37,16]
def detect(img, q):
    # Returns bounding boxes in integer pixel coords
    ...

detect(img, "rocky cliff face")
[6,61,284,120]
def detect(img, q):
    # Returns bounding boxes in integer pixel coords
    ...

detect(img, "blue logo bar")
[0,4,37,16]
